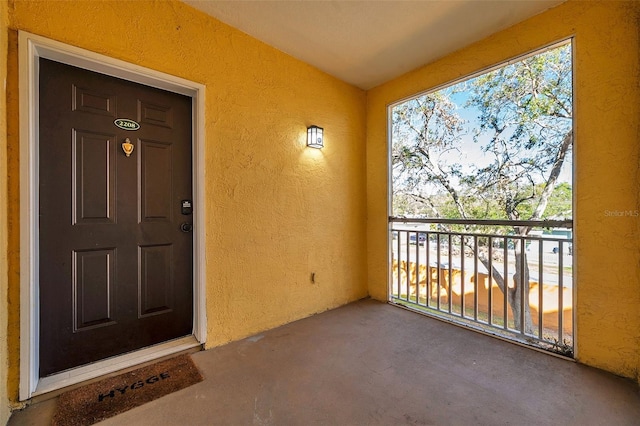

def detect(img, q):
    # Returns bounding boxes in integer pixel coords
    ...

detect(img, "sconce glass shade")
[307,125,324,149]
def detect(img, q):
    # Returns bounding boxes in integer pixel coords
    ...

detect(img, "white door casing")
[18,31,207,400]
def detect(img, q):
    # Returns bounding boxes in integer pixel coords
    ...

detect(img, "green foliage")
[542,182,572,219]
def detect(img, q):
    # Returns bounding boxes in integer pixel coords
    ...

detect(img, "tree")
[392,43,572,334]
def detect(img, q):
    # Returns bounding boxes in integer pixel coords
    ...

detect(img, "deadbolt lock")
[180,222,193,233]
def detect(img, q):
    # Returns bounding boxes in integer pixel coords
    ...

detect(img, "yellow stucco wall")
[1,0,10,422]
[5,0,368,401]
[367,0,640,380]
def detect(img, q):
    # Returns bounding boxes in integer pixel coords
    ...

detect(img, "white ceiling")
[183,0,565,90]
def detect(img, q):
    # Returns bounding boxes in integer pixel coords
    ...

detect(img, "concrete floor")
[9,299,640,425]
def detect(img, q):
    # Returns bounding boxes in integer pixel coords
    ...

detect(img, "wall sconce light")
[307,125,324,149]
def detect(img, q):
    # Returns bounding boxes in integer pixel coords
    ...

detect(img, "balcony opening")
[388,41,574,357]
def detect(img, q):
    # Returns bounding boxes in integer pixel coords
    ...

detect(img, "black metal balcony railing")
[389,217,574,357]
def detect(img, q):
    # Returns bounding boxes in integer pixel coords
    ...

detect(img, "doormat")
[51,354,203,426]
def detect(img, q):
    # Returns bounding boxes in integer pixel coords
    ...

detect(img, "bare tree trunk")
[510,241,535,334]
[506,130,572,333]
[532,130,572,221]
[473,238,534,335]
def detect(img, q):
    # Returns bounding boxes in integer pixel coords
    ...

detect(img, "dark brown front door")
[38,58,193,377]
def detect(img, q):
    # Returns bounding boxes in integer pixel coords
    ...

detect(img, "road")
[391,233,573,288]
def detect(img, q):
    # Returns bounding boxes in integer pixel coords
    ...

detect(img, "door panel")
[140,140,173,221]
[72,130,117,224]
[139,244,174,317]
[72,84,117,117]
[73,248,116,331]
[38,58,193,377]
[139,101,173,128]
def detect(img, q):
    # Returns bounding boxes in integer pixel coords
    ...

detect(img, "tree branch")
[526,129,573,232]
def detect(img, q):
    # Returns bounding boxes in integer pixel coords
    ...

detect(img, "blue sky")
[413,82,573,188]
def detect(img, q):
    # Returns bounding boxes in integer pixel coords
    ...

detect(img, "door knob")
[180,222,193,233]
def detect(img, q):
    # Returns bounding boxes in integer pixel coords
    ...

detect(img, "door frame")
[18,31,207,400]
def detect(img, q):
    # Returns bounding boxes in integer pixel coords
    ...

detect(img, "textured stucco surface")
[367,0,640,380]
[5,0,367,402]
[1,0,10,422]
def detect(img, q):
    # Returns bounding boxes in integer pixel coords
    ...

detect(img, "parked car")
[409,232,427,246]
[552,244,573,255]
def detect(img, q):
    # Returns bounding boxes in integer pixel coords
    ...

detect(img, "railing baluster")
[389,231,394,300]
[416,231,421,306]
[397,231,401,299]
[558,241,564,345]
[571,239,574,350]
[473,235,478,322]
[503,237,508,331]
[408,231,412,303]
[426,232,431,308]
[448,233,453,314]
[487,236,493,326]
[436,233,441,312]
[460,234,465,318]
[538,237,544,340]
[519,237,525,335]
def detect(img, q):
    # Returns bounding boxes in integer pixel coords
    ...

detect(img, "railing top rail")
[391,229,572,242]
[389,216,572,228]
